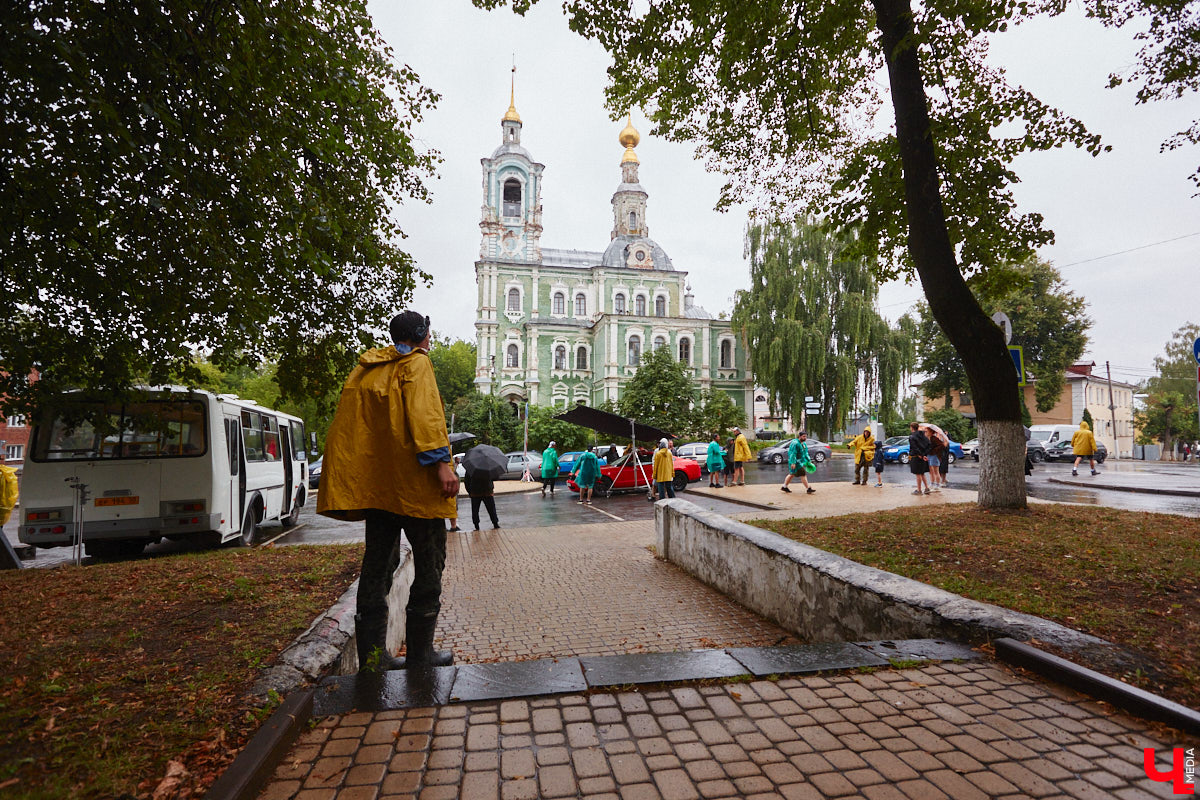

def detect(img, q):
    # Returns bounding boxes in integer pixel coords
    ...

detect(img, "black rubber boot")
[355,613,405,673]
[404,611,454,668]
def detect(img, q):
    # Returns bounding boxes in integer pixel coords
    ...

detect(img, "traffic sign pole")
[1194,338,1200,458]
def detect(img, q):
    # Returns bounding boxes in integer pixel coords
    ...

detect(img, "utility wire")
[1056,231,1200,269]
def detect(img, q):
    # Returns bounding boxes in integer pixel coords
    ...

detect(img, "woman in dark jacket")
[908,422,931,495]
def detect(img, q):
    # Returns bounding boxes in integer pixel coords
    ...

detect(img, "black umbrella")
[461,444,507,479]
[449,431,477,446]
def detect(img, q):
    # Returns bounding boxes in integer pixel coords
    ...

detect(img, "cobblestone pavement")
[438,521,798,663]
[256,517,1191,800]
[262,662,1184,800]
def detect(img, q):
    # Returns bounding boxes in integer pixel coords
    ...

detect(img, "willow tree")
[1,0,440,416]
[733,219,915,441]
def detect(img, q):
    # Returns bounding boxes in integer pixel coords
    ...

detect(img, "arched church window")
[575,293,586,316]
[628,211,636,230]
[554,345,566,370]
[654,335,666,351]
[628,336,641,367]
[614,293,626,313]
[655,295,666,316]
[635,295,646,315]
[720,339,733,369]
[507,287,521,312]
[506,343,519,368]
[552,292,565,315]
[678,338,691,365]
[503,179,522,218]
[576,346,588,370]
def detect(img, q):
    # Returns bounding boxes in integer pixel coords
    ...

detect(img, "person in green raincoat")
[571,445,601,505]
[705,433,726,488]
[541,441,559,497]
[781,432,816,494]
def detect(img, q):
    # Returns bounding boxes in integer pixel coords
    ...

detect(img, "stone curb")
[655,499,1139,669]
[247,579,360,702]
[1047,477,1200,498]
[205,687,314,800]
[995,638,1200,735]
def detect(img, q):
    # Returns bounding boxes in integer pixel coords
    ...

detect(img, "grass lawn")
[754,503,1200,710]
[0,543,363,800]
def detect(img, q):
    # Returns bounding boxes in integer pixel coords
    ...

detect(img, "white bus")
[19,387,309,557]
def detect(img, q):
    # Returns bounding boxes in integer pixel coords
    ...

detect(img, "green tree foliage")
[1081,408,1095,431]
[1,0,439,417]
[1134,323,1200,455]
[447,393,521,453]
[526,405,593,453]
[925,408,972,445]
[733,219,915,441]
[429,336,478,412]
[617,345,696,435]
[917,259,1090,412]
[688,390,747,441]
[182,359,338,455]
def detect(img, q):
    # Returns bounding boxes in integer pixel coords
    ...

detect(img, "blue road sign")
[1008,345,1026,386]
[1193,336,1200,365]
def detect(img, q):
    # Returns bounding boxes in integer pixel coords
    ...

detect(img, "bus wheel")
[282,490,303,529]
[240,506,259,547]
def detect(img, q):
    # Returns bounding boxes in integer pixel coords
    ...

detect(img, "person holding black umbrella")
[318,310,459,672]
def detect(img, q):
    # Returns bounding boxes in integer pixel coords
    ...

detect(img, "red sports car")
[567,449,701,496]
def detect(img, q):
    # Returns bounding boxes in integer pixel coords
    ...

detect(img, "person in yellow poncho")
[731,427,752,486]
[318,310,460,672]
[1071,420,1098,476]
[651,438,676,501]
[850,428,876,485]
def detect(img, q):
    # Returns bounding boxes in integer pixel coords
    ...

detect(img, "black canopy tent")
[552,406,675,496]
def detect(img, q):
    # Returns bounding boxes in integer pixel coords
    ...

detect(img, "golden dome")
[619,114,640,148]
[503,69,521,123]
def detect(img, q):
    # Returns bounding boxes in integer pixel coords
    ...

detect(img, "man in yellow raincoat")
[1071,420,1098,477]
[850,428,876,485]
[651,438,676,501]
[318,311,459,671]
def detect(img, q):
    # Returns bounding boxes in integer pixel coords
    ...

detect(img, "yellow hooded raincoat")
[317,346,455,522]
[851,432,876,464]
[1070,421,1096,456]
[733,432,752,463]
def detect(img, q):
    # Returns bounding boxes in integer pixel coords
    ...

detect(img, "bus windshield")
[32,399,208,461]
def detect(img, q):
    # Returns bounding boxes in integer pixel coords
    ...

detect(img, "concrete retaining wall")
[655,499,1126,663]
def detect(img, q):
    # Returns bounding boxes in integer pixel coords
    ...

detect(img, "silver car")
[501,451,543,480]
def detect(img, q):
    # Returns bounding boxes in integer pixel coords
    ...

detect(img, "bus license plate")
[95,496,139,507]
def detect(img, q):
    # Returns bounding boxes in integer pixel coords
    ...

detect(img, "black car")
[1045,439,1107,463]
[308,456,323,489]
[1026,440,1046,463]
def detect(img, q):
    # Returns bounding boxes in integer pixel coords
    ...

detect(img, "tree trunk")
[872,0,1025,508]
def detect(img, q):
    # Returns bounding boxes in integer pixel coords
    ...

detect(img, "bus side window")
[290,421,306,461]
[225,419,240,475]
[242,411,264,462]
[262,416,280,461]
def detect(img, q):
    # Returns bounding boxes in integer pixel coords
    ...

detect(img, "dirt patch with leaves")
[0,543,363,800]
[755,503,1200,710]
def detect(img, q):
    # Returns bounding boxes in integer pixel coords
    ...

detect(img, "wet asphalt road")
[7,456,1198,568]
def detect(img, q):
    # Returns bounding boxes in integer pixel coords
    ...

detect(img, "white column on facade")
[531,268,540,314]
[701,326,711,380]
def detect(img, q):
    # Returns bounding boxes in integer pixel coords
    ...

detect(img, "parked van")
[1028,424,1077,446]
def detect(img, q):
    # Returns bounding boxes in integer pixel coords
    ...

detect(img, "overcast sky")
[373,1,1198,389]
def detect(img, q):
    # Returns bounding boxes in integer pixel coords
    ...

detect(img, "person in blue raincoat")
[780,432,816,494]
[571,445,601,505]
[705,433,726,488]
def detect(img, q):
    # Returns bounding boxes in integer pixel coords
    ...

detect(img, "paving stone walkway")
[257,517,1192,800]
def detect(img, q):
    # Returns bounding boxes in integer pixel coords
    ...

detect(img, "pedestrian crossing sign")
[1008,345,1026,386]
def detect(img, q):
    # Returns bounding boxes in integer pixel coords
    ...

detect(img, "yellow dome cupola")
[619,114,640,164]
[503,72,521,124]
